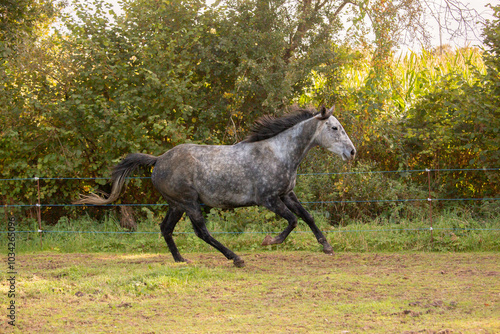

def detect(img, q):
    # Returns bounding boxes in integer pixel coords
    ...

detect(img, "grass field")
[1,251,499,333]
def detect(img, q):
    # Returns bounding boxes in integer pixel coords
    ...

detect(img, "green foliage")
[0,0,61,59]
[403,76,499,197]
[479,3,500,172]
[296,153,428,224]
[397,44,499,198]
[1,0,200,218]
[301,45,496,204]
[192,0,346,140]
[483,4,500,74]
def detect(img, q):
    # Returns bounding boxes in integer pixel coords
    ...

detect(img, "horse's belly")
[197,185,256,208]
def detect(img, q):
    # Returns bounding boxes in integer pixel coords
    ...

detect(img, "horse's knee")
[192,223,210,240]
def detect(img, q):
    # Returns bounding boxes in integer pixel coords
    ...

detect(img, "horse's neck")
[268,118,320,170]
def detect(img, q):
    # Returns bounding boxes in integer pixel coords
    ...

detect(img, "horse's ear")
[317,104,334,120]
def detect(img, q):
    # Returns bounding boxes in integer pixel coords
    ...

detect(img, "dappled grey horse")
[76,106,356,267]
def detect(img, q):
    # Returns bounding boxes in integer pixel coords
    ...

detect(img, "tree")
[400,5,500,197]
[198,0,435,140]
[1,0,201,219]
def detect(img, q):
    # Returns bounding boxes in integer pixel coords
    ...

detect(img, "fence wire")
[2,167,499,209]
[0,167,499,182]
[3,197,500,209]
[2,167,499,236]
[2,227,500,235]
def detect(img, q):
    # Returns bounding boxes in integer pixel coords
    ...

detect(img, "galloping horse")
[76,105,356,267]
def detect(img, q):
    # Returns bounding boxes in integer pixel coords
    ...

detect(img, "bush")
[295,151,429,224]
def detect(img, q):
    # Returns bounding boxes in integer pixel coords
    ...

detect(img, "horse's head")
[315,105,356,161]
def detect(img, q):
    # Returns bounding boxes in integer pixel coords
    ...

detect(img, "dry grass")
[1,251,499,333]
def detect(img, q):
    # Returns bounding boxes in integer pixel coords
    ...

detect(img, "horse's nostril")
[350,149,356,156]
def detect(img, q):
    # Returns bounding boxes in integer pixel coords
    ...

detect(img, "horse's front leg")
[261,197,298,246]
[282,191,333,254]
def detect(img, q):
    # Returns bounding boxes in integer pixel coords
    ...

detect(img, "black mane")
[242,108,317,143]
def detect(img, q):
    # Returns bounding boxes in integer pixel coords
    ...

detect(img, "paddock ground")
[1,251,499,333]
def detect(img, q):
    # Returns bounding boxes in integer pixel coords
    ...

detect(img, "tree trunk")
[119,206,137,231]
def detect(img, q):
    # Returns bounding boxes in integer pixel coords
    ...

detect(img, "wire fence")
[1,167,499,182]
[2,167,499,240]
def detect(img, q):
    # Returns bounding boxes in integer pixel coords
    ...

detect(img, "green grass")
[1,252,499,333]
[2,208,499,254]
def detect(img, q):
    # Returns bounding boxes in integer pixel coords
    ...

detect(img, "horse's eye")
[332,126,338,131]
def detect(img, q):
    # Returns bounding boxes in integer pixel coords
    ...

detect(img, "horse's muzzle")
[342,147,356,161]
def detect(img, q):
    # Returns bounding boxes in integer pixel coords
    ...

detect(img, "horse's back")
[150,142,290,208]
[150,143,251,206]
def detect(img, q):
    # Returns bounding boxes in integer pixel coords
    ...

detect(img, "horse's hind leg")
[283,191,333,254]
[160,208,187,263]
[261,197,298,246]
[186,205,245,267]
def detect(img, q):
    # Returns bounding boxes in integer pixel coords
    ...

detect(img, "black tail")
[75,153,158,205]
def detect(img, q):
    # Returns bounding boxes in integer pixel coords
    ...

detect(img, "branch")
[422,0,485,46]
[284,0,355,63]
[333,0,358,18]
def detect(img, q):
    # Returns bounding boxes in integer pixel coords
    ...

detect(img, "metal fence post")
[426,169,433,248]
[35,177,43,247]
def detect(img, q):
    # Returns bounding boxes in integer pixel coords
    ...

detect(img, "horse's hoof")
[261,235,274,246]
[233,258,245,268]
[323,247,334,255]
[175,257,191,263]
